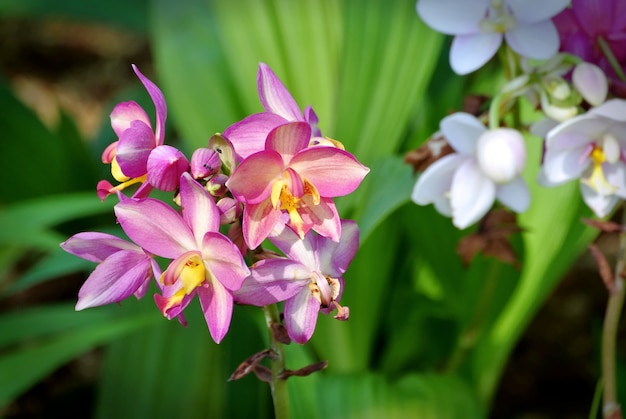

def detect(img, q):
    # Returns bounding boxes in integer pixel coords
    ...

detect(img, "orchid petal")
[234,259,311,306]
[202,231,249,291]
[495,176,531,212]
[505,20,560,60]
[76,250,151,310]
[179,173,220,245]
[440,113,486,154]
[116,120,155,177]
[450,159,496,229]
[243,199,283,250]
[284,288,320,344]
[542,146,589,183]
[60,232,141,263]
[301,197,341,243]
[132,64,167,145]
[290,148,369,197]
[507,0,569,23]
[226,151,284,204]
[416,0,487,35]
[197,280,233,343]
[318,219,359,277]
[580,182,619,217]
[266,122,311,160]
[412,154,467,205]
[573,62,608,107]
[605,162,626,198]
[589,99,626,121]
[270,222,317,267]
[224,112,289,160]
[110,101,151,137]
[304,106,321,137]
[450,32,502,75]
[257,63,303,121]
[115,198,196,258]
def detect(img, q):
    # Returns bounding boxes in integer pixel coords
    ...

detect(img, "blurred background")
[0,1,623,418]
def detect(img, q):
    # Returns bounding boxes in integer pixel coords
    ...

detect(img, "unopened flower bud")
[146,145,190,191]
[476,128,526,184]
[191,148,221,179]
[206,173,229,197]
[573,62,608,107]
[216,197,241,224]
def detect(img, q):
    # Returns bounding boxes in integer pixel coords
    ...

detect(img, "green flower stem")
[602,212,626,419]
[263,304,290,419]
[597,36,626,83]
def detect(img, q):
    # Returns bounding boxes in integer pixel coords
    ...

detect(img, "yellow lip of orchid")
[581,146,618,195]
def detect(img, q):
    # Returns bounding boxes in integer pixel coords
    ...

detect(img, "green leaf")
[0,301,158,409]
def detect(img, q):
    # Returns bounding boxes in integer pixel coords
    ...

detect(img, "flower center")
[270,175,321,237]
[479,0,516,33]
[582,137,620,195]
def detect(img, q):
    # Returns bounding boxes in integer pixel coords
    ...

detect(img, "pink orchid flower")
[114,172,249,343]
[60,232,158,310]
[235,220,358,344]
[98,65,189,200]
[225,121,369,249]
[223,62,321,160]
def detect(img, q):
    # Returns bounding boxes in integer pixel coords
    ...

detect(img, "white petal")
[412,154,466,205]
[440,112,486,155]
[416,0,488,35]
[506,0,570,23]
[496,176,530,212]
[580,182,619,218]
[546,116,607,149]
[530,118,559,139]
[505,20,559,60]
[589,99,626,122]
[542,146,589,183]
[605,163,626,198]
[450,32,502,74]
[573,62,608,107]
[450,159,496,229]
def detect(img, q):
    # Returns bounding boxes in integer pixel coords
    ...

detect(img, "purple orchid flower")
[114,172,250,343]
[99,65,189,200]
[60,232,158,310]
[225,121,369,250]
[223,62,322,160]
[235,220,358,344]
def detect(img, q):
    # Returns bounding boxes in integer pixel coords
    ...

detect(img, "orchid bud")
[216,197,241,224]
[206,173,229,197]
[191,148,221,179]
[146,145,190,191]
[476,128,526,184]
[573,62,608,107]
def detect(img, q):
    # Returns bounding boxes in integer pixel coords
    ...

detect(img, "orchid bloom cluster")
[412,0,626,230]
[61,63,369,345]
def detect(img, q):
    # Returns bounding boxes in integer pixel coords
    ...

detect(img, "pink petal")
[115,198,196,258]
[242,199,283,249]
[301,196,341,242]
[202,231,249,291]
[284,288,320,344]
[269,222,317,267]
[257,63,303,121]
[190,148,221,179]
[132,64,167,145]
[266,122,311,161]
[197,280,233,343]
[76,250,152,310]
[110,101,151,137]
[226,151,284,204]
[234,259,311,306]
[290,148,369,197]
[61,232,141,263]
[224,112,289,160]
[317,219,359,277]
[116,120,156,177]
[304,106,321,137]
[146,145,190,192]
[450,32,502,74]
[179,173,220,245]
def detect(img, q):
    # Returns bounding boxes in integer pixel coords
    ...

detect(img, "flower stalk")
[263,304,290,419]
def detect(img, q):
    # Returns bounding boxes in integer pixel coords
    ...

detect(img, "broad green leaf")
[0,300,158,409]
[316,373,483,418]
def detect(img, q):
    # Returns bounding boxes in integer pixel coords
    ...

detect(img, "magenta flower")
[553,0,626,88]
[235,220,358,344]
[225,121,369,249]
[224,63,321,160]
[99,65,189,199]
[114,172,249,343]
[60,232,157,310]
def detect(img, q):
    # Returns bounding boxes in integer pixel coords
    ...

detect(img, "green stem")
[598,36,626,83]
[602,210,626,419]
[263,304,290,419]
